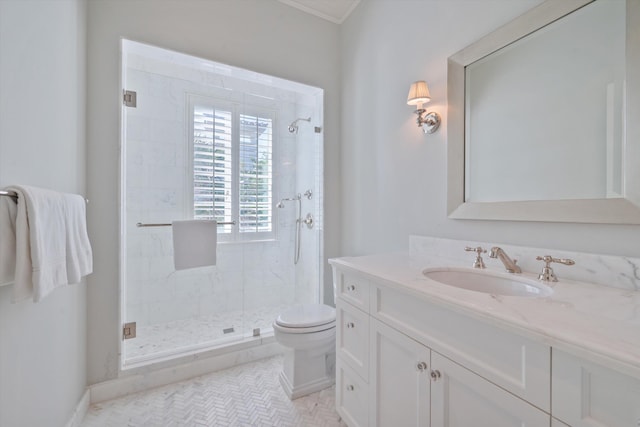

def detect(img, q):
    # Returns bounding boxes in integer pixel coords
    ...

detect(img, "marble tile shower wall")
[124,53,318,328]
[293,100,321,305]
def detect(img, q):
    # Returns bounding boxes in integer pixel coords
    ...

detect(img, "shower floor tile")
[82,355,346,427]
[125,305,291,360]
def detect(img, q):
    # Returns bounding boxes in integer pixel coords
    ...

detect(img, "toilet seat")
[273,320,336,334]
[274,304,336,333]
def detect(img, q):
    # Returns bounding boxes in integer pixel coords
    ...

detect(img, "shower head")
[277,194,301,208]
[287,117,311,134]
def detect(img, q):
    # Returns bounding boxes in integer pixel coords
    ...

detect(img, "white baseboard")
[64,388,90,427]
[90,340,283,404]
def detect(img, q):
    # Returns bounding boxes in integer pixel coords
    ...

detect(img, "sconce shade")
[407,81,431,106]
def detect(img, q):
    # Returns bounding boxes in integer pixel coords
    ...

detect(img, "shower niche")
[120,40,324,368]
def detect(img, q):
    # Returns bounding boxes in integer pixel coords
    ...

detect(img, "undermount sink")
[422,267,553,298]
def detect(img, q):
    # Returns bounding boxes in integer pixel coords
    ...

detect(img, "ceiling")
[277,0,361,24]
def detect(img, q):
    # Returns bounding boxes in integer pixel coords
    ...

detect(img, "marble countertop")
[330,252,640,380]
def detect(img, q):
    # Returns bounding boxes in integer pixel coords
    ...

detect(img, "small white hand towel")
[63,192,93,286]
[7,185,93,302]
[172,220,217,270]
[0,195,17,286]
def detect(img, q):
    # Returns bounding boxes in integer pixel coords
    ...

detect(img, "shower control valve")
[301,213,314,229]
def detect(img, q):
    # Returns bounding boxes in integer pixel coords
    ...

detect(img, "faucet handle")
[535,255,575,266]
[465,246,486,254]
[464,246,486,269]
[535,255,575,282]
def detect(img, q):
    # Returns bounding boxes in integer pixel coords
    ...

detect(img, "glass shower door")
[121,40,246,366]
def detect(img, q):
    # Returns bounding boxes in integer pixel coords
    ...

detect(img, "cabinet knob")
[347,285,356,292]
[346,384,355,391]
[430,370,442,381]
[416,361,428,372]
[346,322,355,329]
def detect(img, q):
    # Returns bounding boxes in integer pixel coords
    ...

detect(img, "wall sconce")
[407,81,441,134]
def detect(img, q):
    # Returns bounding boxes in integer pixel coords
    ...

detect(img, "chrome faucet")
[489,247,521,273]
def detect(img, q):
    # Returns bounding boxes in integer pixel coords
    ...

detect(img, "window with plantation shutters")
[238,114,273,234]
[190,95,274,241]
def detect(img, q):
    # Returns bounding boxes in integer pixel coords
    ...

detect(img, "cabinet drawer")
[552,349,640,427]
[334,269,369,311]
[372,283,551,412]
[431,352,551,427]
[336,299,369,380]
[336,358,369,427]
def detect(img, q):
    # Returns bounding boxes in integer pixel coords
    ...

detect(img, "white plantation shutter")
[190,96,274,240]
[192,105,234,233]
[239,114,273,234]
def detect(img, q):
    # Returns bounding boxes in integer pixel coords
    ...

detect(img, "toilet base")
[278,348,336,400]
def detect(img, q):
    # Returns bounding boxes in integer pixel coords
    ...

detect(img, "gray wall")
[339,0,640,258]
[3,1,636,421]
[0,0,87,425]
[86,0,341,384]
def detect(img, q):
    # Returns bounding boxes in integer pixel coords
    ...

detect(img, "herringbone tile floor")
[81,355,346,427]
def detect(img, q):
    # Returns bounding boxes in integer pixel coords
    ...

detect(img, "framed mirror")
[447,0,640,223]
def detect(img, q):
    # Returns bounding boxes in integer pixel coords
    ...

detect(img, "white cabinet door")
[552,349,640,427]
[431,352,551,427]
[370,318,430,427]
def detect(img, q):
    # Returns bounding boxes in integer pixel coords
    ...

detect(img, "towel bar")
[0,189,88,203]
[0,190,18,199]
[136,221,236,227]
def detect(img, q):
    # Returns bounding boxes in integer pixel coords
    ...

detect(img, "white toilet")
[273,303,336,399]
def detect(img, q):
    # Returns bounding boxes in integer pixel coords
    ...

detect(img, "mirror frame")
[447,0,640,224]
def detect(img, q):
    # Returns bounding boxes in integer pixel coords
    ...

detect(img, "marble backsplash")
[409,235,640,292]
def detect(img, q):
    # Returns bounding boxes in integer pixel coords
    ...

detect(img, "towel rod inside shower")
[0,189,89,203]
[137,221,236,227]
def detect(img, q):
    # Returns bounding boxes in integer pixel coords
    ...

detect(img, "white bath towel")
[172,220,217,270]
[0,195,17,286]
[6,185,93,302]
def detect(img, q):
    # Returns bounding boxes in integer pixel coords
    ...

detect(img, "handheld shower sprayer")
[287,117,311,134]
[276,190,313,265]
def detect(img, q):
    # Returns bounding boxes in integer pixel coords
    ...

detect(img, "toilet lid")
[276,304,336,328]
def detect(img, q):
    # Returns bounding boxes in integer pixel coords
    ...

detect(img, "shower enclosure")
[120,40,323,368]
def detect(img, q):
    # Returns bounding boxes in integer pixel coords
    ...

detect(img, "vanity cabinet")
[552,349,640,427]
[333,265,551,427]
